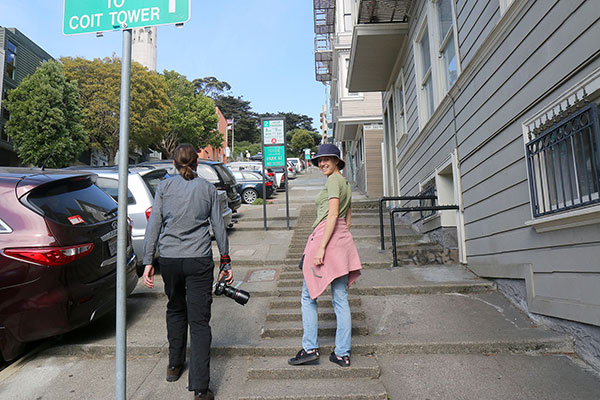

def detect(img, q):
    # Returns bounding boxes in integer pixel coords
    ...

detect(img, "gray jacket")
[142,174,228,265]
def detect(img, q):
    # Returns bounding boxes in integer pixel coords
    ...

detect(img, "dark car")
[231,170,275,204]
[138,159,242,214]
[0,168,138,361]
[197,160,242,213]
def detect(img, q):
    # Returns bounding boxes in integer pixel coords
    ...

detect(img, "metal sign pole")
[261,138,267,231]
[116,28,132,400]
[285,167,290,230]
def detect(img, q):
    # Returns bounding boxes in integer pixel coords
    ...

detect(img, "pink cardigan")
[301,218,362,299]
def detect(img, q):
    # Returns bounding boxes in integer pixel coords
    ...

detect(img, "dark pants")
[159,256,214,392]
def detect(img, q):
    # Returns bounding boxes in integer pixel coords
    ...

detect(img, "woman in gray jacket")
[142,143,231,400]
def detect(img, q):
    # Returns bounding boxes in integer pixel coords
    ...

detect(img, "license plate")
[108,238,117,257]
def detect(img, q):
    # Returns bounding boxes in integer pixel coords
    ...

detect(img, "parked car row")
[0,158,304,360]
[0,168,138,361]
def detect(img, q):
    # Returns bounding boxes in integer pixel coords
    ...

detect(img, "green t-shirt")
[312,173,352,229]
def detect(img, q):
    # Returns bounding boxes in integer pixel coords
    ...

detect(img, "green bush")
[252,198,264,205]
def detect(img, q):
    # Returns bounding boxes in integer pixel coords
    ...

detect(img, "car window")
[141,170,169,197]
[26,177,118,225]
[243,171,261,180]
[197,164,219,182]
[213,164,235,184]
[95,177,136,204]
[0,217,13,234]
[232,171,244,180]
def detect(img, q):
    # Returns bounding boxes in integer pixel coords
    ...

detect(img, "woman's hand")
[143,264,155,289]
[314,246,325,266]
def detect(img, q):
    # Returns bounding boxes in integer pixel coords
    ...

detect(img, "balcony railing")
[356,0,412,24]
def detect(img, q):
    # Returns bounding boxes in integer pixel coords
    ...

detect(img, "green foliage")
[251,198,264,205]
[214,95,260,143]
[233,140,261,160]
[161,70,220,158]
[289,129,315,156]
[61,56,171,164]
[192,76,231,98]
[4,60,87,167]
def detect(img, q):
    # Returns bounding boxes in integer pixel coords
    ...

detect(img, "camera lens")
[223,285,250,305]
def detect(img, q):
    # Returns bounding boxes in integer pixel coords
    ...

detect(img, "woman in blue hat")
[288,143,362,368]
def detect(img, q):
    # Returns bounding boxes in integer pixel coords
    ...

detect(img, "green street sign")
[264,146,285,168]
[63,0,191,35]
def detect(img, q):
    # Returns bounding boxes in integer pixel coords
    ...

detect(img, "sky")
[0,0,326,130]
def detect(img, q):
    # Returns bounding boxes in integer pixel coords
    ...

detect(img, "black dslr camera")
[214,273,250,305]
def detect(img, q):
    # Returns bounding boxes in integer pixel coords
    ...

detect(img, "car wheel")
[242,188,258,204]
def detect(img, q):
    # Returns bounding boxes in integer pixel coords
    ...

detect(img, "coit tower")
[131,27,157,71]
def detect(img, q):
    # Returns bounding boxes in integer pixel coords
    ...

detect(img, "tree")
[192,76,231,98]
[289,129,315,156]
[233,141,261,160]
[62,56,171,164]
[4,60,87,167]
[214,95,260,143]
[259,111,315,133]
[161,71,220,158]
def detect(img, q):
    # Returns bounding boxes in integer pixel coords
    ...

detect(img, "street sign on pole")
[63,0,191,35]
[261,117,289,231]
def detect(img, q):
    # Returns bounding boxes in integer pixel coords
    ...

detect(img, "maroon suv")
[0,168,138,361]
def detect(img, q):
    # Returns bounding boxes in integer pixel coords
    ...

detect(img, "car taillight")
[265,181,273,186]
[288,167,293,172]
[145,207,152,220]
[3,244,94,267]
[267,172,274,177]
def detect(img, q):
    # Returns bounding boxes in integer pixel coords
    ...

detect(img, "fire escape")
[313,0,335,83]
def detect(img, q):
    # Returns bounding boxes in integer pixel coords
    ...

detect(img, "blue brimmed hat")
[311,144,345,170]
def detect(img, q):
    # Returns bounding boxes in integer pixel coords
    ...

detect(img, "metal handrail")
[389,205,459,268]
[378,196,437,250]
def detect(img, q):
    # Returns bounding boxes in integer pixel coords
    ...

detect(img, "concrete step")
[279,271,303,279]
[275,281,495,297]
[280,262,391,271]
[277,279,303,287]
[266,309,366,322]
[238,378,388,400]
[261,320,369,338]
[270,297,362,309]
[247,355,380,379]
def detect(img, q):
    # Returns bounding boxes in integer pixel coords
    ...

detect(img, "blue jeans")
[301,275,351,356]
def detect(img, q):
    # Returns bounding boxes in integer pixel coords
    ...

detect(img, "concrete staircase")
[236,202,574,400]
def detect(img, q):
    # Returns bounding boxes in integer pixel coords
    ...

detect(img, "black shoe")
[166,365,183,382]
[329,352,350,367]
[288,348,320,365]
[194,389,214,400]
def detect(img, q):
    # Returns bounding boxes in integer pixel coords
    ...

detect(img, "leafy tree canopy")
[160,70,220,158]
[233,140,261,161]
[61,56,171,164]
[289,129,316,156]
[192,76,231,99]
[5,60,87,167]
[214,95,260,143]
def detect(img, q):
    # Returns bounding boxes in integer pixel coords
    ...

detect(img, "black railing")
[378,196,459,268]
[526,101,600,217]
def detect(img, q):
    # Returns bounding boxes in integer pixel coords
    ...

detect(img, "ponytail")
[173,143,198,181]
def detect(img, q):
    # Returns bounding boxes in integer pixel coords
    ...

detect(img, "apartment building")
[346,0,600,330]
[314,0,384,197]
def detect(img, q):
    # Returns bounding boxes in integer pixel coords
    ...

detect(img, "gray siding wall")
[395,0,600,325]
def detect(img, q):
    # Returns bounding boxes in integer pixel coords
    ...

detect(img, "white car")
[288,158,303,172]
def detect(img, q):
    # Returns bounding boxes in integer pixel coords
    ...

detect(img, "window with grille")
[526,100,600,217]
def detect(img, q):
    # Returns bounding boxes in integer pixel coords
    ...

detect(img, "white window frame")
[343,57,363,99]
[414,20,436,127]
[413,1,461,129]
[393,70,408,149]
[431,0,461,95]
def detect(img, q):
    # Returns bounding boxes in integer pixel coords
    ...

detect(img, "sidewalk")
[0,169,599,399]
